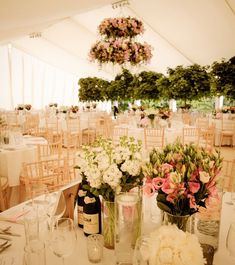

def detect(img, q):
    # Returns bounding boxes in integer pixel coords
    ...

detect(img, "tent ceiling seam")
[225,0,235,16]
[128,6,195,65]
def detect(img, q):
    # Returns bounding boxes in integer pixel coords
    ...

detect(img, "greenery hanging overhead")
[210,56,235,98]
[133,71,164,100]
[106,69,135,101]
[78,77,110,101]
[160,64,211,105]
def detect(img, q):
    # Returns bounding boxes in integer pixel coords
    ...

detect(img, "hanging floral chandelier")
[88,16,153,66]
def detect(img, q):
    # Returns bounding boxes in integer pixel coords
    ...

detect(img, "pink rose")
[188,182,200,193]
[143,183,155,197]
[188,194,197,209]
[152,177,165,190]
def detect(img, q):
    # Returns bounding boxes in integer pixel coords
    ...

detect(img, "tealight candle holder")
[87,234,104,263]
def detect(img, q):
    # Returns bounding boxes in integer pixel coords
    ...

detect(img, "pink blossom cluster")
[98,17,144,39]
[143,142,222,215]
[89,39,152,66]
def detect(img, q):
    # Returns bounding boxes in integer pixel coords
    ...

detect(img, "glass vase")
[115,191,142,265]
[162,211,192,232]
[194,189,223,251]
[101,200,115,249]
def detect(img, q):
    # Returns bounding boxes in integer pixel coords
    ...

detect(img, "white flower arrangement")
[145,108,158,120]
[76,136,145,202]
[59,106,69,113]
[145,225,205,265]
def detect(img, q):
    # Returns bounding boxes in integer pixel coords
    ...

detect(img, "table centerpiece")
[143,141,223,231]
[76,136,145,249]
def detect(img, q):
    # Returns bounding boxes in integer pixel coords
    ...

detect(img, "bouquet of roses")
[76,136,145,202]
[143,141,223,216]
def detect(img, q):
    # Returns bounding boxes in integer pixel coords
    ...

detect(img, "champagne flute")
[226,222,235,260]
[49,218,77,265]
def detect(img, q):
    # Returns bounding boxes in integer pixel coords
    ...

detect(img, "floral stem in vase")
[102,200,115,249]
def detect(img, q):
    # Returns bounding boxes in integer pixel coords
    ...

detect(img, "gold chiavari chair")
[112,127,128,145]
[19,158,69,202]
[219,159,235,192]
[144,128,165,151]
[0,176,10,212]
[182,127,200,145]
[219,119,235,148]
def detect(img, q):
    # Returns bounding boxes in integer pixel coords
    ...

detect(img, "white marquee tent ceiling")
[0,0,235,79]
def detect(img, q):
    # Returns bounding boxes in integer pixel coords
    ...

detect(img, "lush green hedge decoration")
[210,56,235,98]
[159,64,211,106]
[105,69,135,101]
[133,71,164,100]
[78,77,110,101]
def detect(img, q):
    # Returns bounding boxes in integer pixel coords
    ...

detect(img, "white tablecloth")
[0,193,234,265]
[0,136,47,186]
[0,145,36,187]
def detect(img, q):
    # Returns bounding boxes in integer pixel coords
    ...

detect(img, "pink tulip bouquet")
[143,141,223,216]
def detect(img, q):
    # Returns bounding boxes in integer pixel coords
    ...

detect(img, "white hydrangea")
[103,164,122,188]
[121,160,141,176]
[147,225,205,265]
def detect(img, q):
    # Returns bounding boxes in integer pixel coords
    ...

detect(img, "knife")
[0,235,12,241]
[0,231,21,237]
[0,242,12,253]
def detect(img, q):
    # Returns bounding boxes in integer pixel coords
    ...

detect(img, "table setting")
[0,136,234,265]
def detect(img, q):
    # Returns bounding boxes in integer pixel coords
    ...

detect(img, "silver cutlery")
[0,242,12,254]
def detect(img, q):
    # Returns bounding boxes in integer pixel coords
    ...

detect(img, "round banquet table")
[0,136,47,187]
[0,193,234,265]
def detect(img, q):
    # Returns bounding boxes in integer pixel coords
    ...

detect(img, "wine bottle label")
[84,197,96,204]
[78,190,87,197]
[83,213,99,234]
[77,206,84,225]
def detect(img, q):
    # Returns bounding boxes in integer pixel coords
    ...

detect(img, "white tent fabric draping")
[0,44,79,110]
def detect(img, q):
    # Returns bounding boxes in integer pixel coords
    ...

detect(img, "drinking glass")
[226,222,235,260]
[49,218,77,265]
[45,191,66,229]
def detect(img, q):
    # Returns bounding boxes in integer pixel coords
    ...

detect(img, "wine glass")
[45,191,66,228]
[226,222,235,260]
[133,236,150,265]
[49,218,77,265]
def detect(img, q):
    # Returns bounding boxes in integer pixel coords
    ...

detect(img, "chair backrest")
[0,176,9,211]
[66,117,80,134]
[219,159,235,192]
[112,127,128,145]
[144,128,165,150]
[21,158,70,199]
[182,127,200,145]
[37,140,62,161]
[195,117,210,128]
[198,125,215,151]
[221,119,235,132]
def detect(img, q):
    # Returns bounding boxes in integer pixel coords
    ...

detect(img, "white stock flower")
[113,146,131,164]
[85,167,102,188]
[95,153,110,171]
[199,171,210,183]
[121,160,141,176]
[103,164,122,188]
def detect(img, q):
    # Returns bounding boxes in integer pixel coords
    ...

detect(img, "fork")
[0,242,12,254]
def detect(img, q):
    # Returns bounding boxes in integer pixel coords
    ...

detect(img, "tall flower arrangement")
[88,16,152,66]
[76,136,144,202]
[76,136,144,249]
[143,141,223,216]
